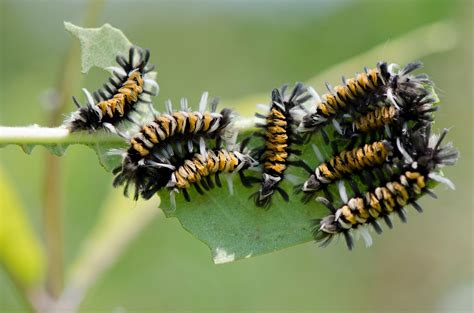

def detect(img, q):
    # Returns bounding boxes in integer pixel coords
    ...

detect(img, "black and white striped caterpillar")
[301,140,393,197]
[298,61,432,143]
[312,129,458,249]
[65,46,158,132]
[249,83,312,208]
[112,92,234,200]
[158,148,258,209]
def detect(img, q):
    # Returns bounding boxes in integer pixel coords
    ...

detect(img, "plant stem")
[0,126,123,146]
[42,155,63,299]
[41,0,106,299]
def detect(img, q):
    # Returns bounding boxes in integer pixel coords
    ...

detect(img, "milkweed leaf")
[160,129,333,264]
[64,22,131,73]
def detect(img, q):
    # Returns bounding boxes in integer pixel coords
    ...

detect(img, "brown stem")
[41,0,105,300]
[42,154,63,298]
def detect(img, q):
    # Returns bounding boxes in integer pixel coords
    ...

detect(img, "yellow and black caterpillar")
[299,61,432,141]
[66,46,157,132]
[250,83,311,208]
[302,140,392,195]
[152,148,258,208]
[312,129,458,249]
[341,93,438,146]
[113,93,233,200]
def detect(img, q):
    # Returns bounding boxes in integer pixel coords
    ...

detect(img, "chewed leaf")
[159,130,330,264]
[64,22,132,73]
[64,22,131,73]
[0,166,46,287]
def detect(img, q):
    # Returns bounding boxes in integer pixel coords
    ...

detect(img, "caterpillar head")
[407,127,459,172]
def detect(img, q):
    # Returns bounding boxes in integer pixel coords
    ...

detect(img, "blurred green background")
[1,0,472,312]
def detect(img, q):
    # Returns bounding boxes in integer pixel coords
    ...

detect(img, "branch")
[0,118,256,149]
[0,126,123,146]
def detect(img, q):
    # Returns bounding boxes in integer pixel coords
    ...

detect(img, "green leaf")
[160,84,442,264]
[160,128,337,264]
[145,86,318,263]
[0,166,46,287]
[64,22,131,73]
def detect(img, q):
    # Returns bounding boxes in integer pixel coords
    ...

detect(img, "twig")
[41,0,106,300]
[0,126,123,146]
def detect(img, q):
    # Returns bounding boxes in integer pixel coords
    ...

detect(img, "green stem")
[41,0,106,300]
[0,117,255,147]
[0,126,123,146]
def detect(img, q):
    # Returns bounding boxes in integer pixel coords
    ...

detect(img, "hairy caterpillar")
[302,140,393,196]
[298,61,431,143]
[161,148,258,209]
[113,92,233,200]
[66,46,157,132]
[250,83,311,208]
[312,129,458,249]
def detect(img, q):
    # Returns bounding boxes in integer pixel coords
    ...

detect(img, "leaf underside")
[161,129,336,263]
[64,22,131,73]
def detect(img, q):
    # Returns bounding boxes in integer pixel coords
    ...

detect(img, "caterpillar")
[302,140,393,195]
[112,93,233,200]
[155,148,258,209]
[298,61,432,141]
[251,83,311,208]
[65,46,158,132]
[312,129,458,250]
[341,93,438,145]
[352,105,397,133]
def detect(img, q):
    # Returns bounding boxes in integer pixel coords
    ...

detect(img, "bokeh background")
[1,0,472,312]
